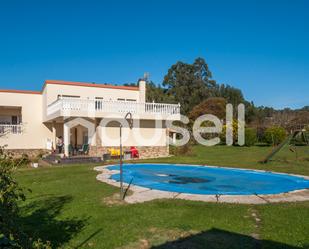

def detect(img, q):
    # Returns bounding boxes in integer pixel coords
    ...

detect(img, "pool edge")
[94,164,309,204]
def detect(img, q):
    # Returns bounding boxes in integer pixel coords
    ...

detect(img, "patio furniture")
[130,146,139,158]
[109,148,121,157]
[78,144,89,155]
[103,153,111,161]
[69,144,75,156]
[123,151,131,160]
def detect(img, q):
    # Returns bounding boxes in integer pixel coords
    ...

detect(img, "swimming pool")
[107,163,309,195]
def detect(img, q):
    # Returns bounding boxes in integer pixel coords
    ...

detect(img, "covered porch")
[50,117,99,157]
[46,116,169,160]
[0,106,23,134]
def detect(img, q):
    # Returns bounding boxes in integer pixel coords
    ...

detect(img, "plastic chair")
[78,144,89,155]
[130,146,139,158]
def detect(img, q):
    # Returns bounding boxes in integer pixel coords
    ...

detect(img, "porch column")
[172,132,177,145]
[95,118,102,146]
[52,121,56,151]
[63,122,70,157]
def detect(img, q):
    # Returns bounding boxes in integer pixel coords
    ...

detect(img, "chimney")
[138,79,146,103]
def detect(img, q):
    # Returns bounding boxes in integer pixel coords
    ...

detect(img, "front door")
[11,116,17,124]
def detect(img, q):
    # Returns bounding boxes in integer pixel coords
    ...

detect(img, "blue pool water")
[107,164,309,195]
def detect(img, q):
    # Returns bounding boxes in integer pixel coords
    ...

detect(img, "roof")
[43,80,139,91]
[0,89,41,95]
[0,79,139,95]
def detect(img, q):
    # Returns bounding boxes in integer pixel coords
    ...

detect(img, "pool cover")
[107,164,309,195]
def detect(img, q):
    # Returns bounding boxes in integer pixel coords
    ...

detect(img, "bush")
[264,126,287,146]
[0,147,51,248]
[244,128,257,146]
[220,119,239,145]
[171,143,194,156]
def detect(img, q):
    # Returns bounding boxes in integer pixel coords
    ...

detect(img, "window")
[117,98,136,102]
[11,116,18,124]
[58,95,80,99]
[95,97,103,110]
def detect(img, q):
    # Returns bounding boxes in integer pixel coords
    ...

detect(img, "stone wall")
[5,149,50,159]
[89,145,169,159]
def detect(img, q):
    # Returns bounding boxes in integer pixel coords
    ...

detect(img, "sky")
[0,0,308,109]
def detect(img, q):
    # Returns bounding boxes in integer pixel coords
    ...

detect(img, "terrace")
[0,106,23,135]
[46,97,181,121]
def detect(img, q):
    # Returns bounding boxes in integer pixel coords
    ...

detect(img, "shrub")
[189,97,227,121]
[171,143,194,156]
[245,128,257,146]
[0,147,51,248]
[220,120,239,145]
[264,126,287,146]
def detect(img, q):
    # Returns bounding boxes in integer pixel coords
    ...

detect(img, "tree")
[189,97,227,121]
[163,57,217,114]
[146,81,174,103]
[218,84,245,107]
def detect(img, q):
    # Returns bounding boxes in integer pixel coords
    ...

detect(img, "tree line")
[126,57,308,130]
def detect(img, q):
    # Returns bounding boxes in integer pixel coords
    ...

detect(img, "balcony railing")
[47,98,181,118]
[0,124,23,135]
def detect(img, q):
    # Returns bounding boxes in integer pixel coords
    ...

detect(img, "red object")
[130,146,139,158]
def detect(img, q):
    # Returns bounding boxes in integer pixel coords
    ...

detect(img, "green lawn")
[144,144,309,176]
[15,145,309,249]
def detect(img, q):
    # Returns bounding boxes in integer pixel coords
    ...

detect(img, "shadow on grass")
[151,228,307,249]
[19,195,88,248]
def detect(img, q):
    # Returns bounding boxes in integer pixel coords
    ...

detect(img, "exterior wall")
[5,149,50,158]
[89,145,169,159]
[61,119,167,148]
[0,92,52,149]
[0,80,170,152]
[43,83,140,104]
[42,83,140,121]
[90,117,169,159]
[101,127,167,146]
[138,80,146,103]
[100,119,167,146]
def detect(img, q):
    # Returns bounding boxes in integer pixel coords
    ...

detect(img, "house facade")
[0,80,180,158]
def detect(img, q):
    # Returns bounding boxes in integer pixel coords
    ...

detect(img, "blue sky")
[0,0,308,109]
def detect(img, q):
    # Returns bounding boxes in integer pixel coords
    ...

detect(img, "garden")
[1,141,309,249]
[1,58,309,248]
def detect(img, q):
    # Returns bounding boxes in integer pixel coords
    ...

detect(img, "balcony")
[46,98,181,121]
[0,124,23,135]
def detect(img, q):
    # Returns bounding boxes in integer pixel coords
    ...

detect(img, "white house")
[0,79,180,158]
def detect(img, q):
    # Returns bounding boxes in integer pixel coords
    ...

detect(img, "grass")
[15,145,309,249]
[144,144,309,176]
